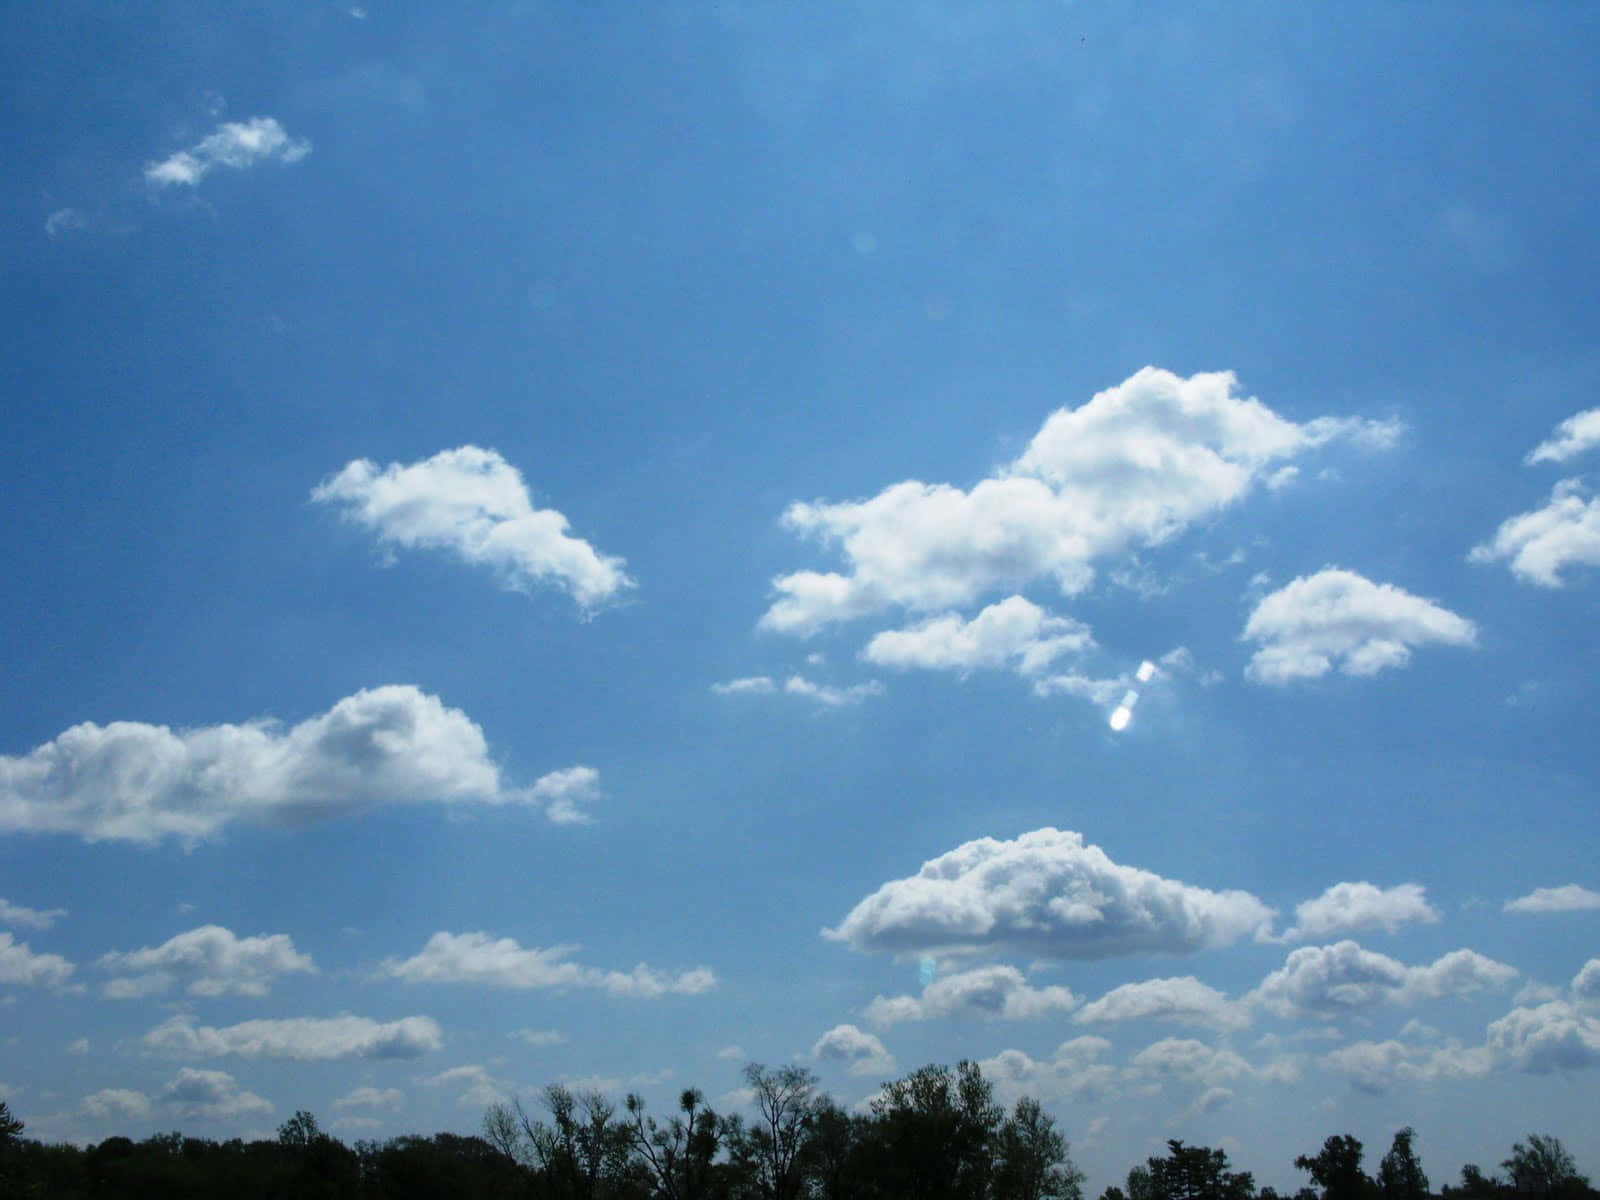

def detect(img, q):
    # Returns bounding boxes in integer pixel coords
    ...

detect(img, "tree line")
[0,1061,1592,1200]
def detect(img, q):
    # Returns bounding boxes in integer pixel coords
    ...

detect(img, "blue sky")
[3,1,1599,1190]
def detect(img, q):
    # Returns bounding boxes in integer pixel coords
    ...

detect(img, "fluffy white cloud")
[1485,1002,1600,1073]
[143,1014,443,1061]
[0,685,589,844]
[977,1038,1118,1106]
[1571,960,1600,1002]
[1250,941,1516,1019]
[1242,568,1477,684]
[158,1068,272,1121]
[1074,976,1246,1030]
[761,368,1398,635]
[863,964,1078,1027]
[383,931,716,998]
[0,898,67,931]
[1527,408,1600,464]
[811,1024,895,1077]
[529,766,602,826]
[99,925,315,998]
[862,596,1094,677]
[1283,882,1441,941]
[826,828,1274,959]
[1320,1038,1492,1094]
[80,1088,153,1121]
[1504,884,1600,914]
[313,446,633,610]
[1469,480,1600,587]
[145,117,309,187]
[1127,1037,1257,1086]
[0,932,74,988]
[423,1065,511,1108]
[334,1086,404,1111]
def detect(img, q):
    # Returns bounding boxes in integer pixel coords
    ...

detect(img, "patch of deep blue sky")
[2,2,1599,1188]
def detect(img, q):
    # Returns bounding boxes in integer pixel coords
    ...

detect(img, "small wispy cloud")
[145,117,310,188]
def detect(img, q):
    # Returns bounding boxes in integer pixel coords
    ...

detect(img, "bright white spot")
[1108,705,1132,732]
[1135,660,1156,683]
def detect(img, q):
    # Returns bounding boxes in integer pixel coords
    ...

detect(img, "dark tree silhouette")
[1297,1136,1372,1200]
[1378,1128,1429,1200]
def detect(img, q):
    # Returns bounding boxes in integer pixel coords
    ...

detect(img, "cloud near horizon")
[0,685,590,844]
[382,931,716,998]
[826,828,1275,959]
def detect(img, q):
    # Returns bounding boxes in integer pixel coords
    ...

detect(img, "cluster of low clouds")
[0,685,598,845]
[1472,405,1600,587]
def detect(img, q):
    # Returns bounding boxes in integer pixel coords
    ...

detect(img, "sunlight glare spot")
[1136,660,1156,683]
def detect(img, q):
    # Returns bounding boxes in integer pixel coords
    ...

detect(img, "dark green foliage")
[1502,1136,1591,1200]
[1296,1137,1372,1200]
[1378,1128,1429,1200]
[1146,1141,1255,1200]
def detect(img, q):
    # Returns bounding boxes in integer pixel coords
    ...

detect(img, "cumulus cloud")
[977,1037,1118,1106]
[313,446,633,611]
[0,898,67,931]
[1485,1002,1600,1073]
[1283,882,1441,941]
[383,931,716,998]
[1469,480,1600,587]
[1320,1038,1492,1094]
[529,766,602,826]
[1504,884,1600,915]
[1572,960,1600,1002]
[761,368,1398,635]
[424,1065,512,1108]
[1127,1038,1258,1087]
[158,1068,272,1121]
[142,1013,443,1061]
[0,685,591,844]
[80,1088,152,1121]
[334,1086,404,1111]
[144,117,309,187]
[811,1024,895,1077]
[1527,409,1600,465]
[1074,977,1247,1031]
[1249,941,1516,1020]
[863,964,1078,1027]
[0,932,74,988]
[1242,568,1477,684]
[826,828,1274,960]
[862,596,1094,677]
[99,925,315,998]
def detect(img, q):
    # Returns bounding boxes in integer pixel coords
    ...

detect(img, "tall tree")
[626,1087,725,1200]
[865,1060,1004,1200]
[1502,1136,1590,1200]
[741,1063,819,1200]
[1147,1140,1256,1200]
[1297,1136,1372,1200]
[1379,1128,1430,1200]
[992,1096,1084,1200]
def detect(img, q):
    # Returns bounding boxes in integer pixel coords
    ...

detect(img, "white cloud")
[67,1038,89,1055]
[1571,960,1600,1002]
[1320,1038,1492,1094]
[0,932,74,988]
[144,117,309,188]
[710,677,777,696]
[1283,882,1441,941]
[782,676,884,707]
[513,1028,567,1047]
[811,1024,895,1077]
[826,827,1274,960]
[761,368,1398,635]
[863,964,1078,1027]
[1470,480,1600,587]
[0,898,67,931]
[142,1013,443,1061]
[0,685,586,844]
[1242,568,1477,684]
[1127,1037,1257,1086]
[529,766,602,826]
[312,446,633,611]
[1527,408,1600,465]
[1504,884,1600,914]
[1249,941,1516,1020]
[80,1088,152,1121]
[334,1086,404,1111]
[862,596,1094,677]
[715,1044,745,1061]
[383,931,716,998]
[1074,977,1247,1031]
[99,925,315,998]
[1485,1001,1600,1073]
[977,1037,1118,1105]
[158,1068,272,1121]
[45,208,87,237]
[423,1064,512,1108]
